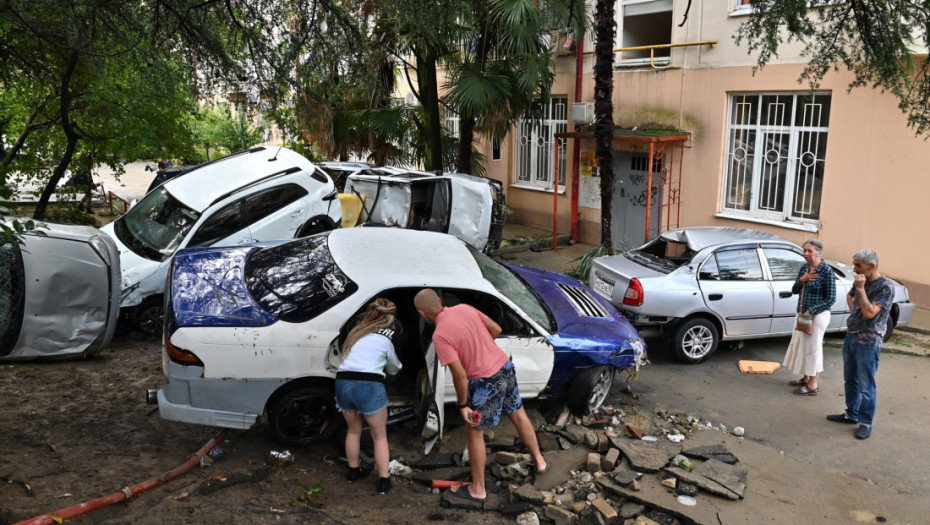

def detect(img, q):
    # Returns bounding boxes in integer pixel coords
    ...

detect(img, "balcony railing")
[584,40,718,70]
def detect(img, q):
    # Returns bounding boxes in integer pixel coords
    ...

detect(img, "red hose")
[15,430,228,525]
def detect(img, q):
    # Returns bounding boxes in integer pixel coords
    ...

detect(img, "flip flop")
[792,386,818,396]
[535,462,549,474]
[452,485,486,501]
[788,378,807,387]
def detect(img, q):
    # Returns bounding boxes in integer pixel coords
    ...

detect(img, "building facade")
[480,0,930,307]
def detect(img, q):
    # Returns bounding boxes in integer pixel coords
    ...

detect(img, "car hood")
[168,245,277,329]
[507,264,642,342]
[100,222,162,305]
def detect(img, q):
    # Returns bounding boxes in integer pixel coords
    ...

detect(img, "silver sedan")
[589,227,915,363]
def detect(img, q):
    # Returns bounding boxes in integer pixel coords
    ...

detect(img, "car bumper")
[896,301,917,328]
[156,389,258,430]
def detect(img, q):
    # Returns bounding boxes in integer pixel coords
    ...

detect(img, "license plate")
[594,277,613,297]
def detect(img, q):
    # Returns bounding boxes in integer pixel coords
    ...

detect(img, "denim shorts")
[467,360,522,429]
[335,379,388,415]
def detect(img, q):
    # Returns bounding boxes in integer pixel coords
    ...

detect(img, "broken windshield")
[626,238,695,273]
[114,187,201,261]
[467,245,553,332]
[244,235,358,323]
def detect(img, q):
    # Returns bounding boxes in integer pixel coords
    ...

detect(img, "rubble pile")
[413,406,749,524]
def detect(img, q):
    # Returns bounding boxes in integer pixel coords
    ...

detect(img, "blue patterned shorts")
[467,360,522,429]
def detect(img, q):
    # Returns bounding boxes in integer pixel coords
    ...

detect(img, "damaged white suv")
[101,147,341,334]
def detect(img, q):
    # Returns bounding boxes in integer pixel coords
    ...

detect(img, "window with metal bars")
[723,92,830,224]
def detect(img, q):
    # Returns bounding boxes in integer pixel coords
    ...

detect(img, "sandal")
[792,386,818,396]
[788,378,807,387]
[452,485,486,501]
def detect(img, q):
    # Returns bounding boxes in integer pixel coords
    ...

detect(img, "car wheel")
[297,216,336,237]
[268,384,340,445]
[673,317,719,364]
[566,366,615,416]
[882,315,896,343]
[134,297,164,336]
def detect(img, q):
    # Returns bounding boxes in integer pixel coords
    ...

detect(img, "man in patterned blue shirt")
[827,249,895,440]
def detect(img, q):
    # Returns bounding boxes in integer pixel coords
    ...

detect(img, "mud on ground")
[0,335,652,525]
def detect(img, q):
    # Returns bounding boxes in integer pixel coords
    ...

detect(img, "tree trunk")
[593,0,616,250]
[35,50,81,220]
[456,116,476,174]
[417,48,444,172]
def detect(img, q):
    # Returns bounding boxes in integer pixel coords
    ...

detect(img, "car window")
[115,186,201,261]
[244,235,358,323]
[187,201,245,248]
[698,256,719,280]
[245,184,308,224]
[466,245,554,332]
[763,248,806,280]
[0,244,25,357]
[712,248,764,281]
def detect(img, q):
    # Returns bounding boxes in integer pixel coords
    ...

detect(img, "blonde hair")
[342,297,397,361]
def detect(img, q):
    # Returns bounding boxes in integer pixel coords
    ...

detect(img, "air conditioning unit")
[572,102,594,124]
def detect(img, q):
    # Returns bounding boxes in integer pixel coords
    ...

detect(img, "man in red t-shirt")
[414,288,547,501]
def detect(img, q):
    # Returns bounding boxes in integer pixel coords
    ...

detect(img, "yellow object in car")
[338,193,365,228]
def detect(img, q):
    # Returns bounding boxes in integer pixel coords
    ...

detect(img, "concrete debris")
[584,431,599,449]
[660,477,677,488]
[608,435,682,473]
[389,459,413,476]
[666,458,748,500]
[591,498,618,524]
[681,444,740,465]
[496,451,531,466]
[601,448,620,471]
[559,424,589,444]
[633,516,661,525]
[504,501,532,517]
[514,483,546,504]
[631,479,641,491]
[732,426,745,437]
[609,470,643,486]
[620,502,646,519]
[676,482,698,497]
[587,452,602,473]
[515,510,540,525]
[544,504,576,525]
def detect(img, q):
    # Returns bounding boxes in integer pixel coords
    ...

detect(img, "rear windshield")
[625,237,696,273]
[0,244,25,357]
[114,186,201,261]
[244,235,358,323]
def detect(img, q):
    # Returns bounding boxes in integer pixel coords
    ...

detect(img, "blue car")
[150,228,646,445]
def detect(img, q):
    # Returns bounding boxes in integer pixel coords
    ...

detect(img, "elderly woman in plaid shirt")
[783,239,836,395]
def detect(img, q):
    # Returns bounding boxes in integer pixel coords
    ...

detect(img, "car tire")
[882,315,896,343]
[673,317,719,364]
[297,216,336,237]
[268,384,340,445]
[566,365,615,416]
[133,296,164,336]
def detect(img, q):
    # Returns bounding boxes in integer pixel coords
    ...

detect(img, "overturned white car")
[345,168,505,253]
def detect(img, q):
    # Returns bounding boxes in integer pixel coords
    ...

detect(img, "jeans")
[842,337,881,427]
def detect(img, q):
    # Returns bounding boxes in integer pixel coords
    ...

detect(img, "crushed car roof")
[657,227,791,252]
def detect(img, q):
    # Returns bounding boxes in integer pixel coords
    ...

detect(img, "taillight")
[623,278,644,307]
[166,339,203,366]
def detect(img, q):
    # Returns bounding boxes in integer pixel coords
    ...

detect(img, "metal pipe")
[15,430,228,525]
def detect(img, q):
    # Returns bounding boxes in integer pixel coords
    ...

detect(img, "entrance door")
[611,152,662,249]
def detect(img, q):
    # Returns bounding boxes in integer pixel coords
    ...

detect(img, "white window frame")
[720,92,830,228]
[615,0,673,67]
[514,96,567,191]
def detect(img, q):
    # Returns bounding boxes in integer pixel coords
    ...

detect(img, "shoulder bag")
[795,283,813,335]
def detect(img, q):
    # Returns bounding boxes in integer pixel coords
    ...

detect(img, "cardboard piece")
[738,360,781,374]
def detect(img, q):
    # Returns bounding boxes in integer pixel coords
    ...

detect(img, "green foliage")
[736,0,930,135]
[191,105,266,161]
[291,480,326,507]
[566,245,612,281]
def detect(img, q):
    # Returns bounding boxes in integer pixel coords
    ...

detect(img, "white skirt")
[783,310,831,377]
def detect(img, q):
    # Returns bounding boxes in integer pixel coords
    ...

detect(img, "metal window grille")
[723,92,830,223]
[516,97,567,189]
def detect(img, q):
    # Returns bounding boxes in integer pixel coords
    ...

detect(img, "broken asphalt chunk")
[681,443,740,465]
[666,458,748,500]
[608,435,682,473]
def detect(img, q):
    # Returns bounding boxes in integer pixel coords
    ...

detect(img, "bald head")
[414,288,443,322]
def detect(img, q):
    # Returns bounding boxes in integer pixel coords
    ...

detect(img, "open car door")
[420,342,445,454]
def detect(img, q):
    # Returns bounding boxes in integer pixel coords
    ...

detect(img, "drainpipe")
[570,35,584,244]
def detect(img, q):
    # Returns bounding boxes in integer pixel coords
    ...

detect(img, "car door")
[185,200,253,249]
[436,290,554,402]
[245,184,309,242]
[698,246,773,337]
[762,246,807,335]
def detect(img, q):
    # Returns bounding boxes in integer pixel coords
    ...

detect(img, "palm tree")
[593,0,616,250]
